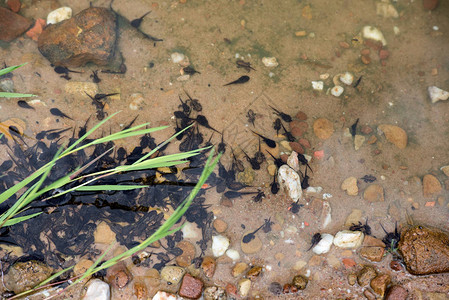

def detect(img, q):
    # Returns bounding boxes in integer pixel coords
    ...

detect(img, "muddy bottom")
[0,0,449,299]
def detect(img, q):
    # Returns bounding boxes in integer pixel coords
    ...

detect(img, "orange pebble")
[425,201,435,207]
[314,150,324,159]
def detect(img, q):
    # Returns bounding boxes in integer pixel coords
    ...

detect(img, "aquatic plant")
[0,63,36,98]
[0,112,220,298]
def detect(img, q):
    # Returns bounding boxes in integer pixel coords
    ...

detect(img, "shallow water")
[0,0,449,299]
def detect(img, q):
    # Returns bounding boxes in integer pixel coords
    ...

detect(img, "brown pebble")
[291,126,305,138]
[357,265,377,287]
[289,142,304,154]
[361,55,371,65]
[361,48,370,56]
[379,49,390,60]
[179,274,203,299]
[7,0,21,12]
[133,281,148,300]
[280,154,289,163]
[366,135,377,144]
[361,125,373,134]
[364,289,376,300]
[295,111,308,120]
[390,260,403,271]
[339,41,350,49]
[213,219,228,233]
[364,39,383,51]
[386,285,408,300]
[423,0,439,10]
[175,241,196,267]
[221,198,233,207]
[247,266,263,280]
[201,256,216,278]
[298,138,311,149]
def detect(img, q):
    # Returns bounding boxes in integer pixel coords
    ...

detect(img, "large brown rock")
[0,7,32,42]
[38,7,117,67]
[4,260,53,293]
[398,226,449,275]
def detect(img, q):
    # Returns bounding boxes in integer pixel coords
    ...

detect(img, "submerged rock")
[378,124,407,149]
[38,7,118,67]
[4,260,53,293]
[333,230,364,249]
[83,278,110,300]
[312,233,334,255]
[428,86,449,103]
[398,226,449,275]
[278,164,303,202]
[179,274,203,299]
[0,7,32,42]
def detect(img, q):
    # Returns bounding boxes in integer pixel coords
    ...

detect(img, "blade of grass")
[75,185,149,191]
[0,92,36,98]
[0,63,27,76]
[1,212,42,226]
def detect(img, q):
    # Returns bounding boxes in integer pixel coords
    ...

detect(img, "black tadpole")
[194,115,220,133]
[130,11,151,28]
[223,75,250,86]
[350,118,359,137]
[54,66,81,74]
[307,233,322,251]
[17,100,34,110]
[241,148,260,170]
[243,218,270,243]
[269,105,292,122]
[224,190,259,199]
[50,108,73,120]
[273,118,281,135]
[250,130,276,148]
[270,174,279,194]
[280,122,295,142]
[266,150,283,168]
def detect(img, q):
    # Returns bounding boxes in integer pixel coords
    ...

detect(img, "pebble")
[238,278,251,297]
[291,126,305,138]
[241,232,263,254]
[280,140,292,150]
[313,118,334,140]
[344,209,362,226]
[293,260,307,270]
[311,81,324,91]
[298,138,311,148]
[4,260,53,294]
[331,85,344,97]
[83,279,110,300]
[428,86,449,103]
[232,262,248,277]
[361,55,371,65]
[203,286,226,300]
[423,0,439,10]
[333,230,364,249]
[133,281,148,300]
[247,266,263,280]
[312,233,334,255]
[129,93,145,110]
[386,285,408,300]
[47,7,72,25]
[201,257,216,278]
[7,0,21,13]
[182,221,201,239]
[212,235,230,257]
[287,151,300,172]
[359,235,386,262]
[347,274,357,286]
[376,2,399,18]
[171,52,185,64]
[160,266,185,285]
[94,221,116,244]
[357,265,377,287]
[362,25,387,46]
[292,275,308,290]
[152,291,177,300]
[422,174,442,197]
[295,30,307,37]
[339,72,354,85]
[341,177,358,196]
[379,49,390,60]
[175,241,196,267]
[179,274,203,299]
[38,7,118,67]
[354,134,365,150]
[441,165,449,177]
[370,274,391,297]
[296,111,308,120]
[278,164,303,202]
[267,164,277,176]
[26,18,46,41]
[226,249,240,261]
[213,219,228,233]
[268,282,283,295]
[65,82,99,97]
[0,7,33,42]
[106,261,132,289]
[262,57,279,67]
[363,184,385,202]
[378,124,407,149]
[361,125,373,134]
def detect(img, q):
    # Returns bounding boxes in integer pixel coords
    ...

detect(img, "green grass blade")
[1,212,42,226]
[75,185,149,191]
[0,92,36,98]
[73,242,115,285]
[0,63,27,76]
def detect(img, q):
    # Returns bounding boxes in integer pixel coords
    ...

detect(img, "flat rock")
[175,241,196,267]
[241,232,263,254]
[334,230,364,249]
[422,174,442,198]
[386,285,408,300]
[398,226,449,275]
[4,260,53,293]
[160,266,185,285]
[378,124,407,149]
[357,265,377,287]
[238,278,251,297]
[232,262,248,277]
[94,221,116,244]
[38,7,118,67]
[0,7,32,42]
[313,118,334,140]
[370,274,391,297]
[341,177,358,196]
[363,184,384,202]
[359,236,386,262]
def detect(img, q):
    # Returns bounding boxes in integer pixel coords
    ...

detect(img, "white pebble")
[226,249,240,261]
[311,81,324,91]
[152,291,177,300]
[339,72,354,85]
[212,235,229,257]
[322,193,332,199]
[333,230,364,249]
[362,25,387,46]
[428,86,449,103]
[176,74,190,81]
[432,26,439,31]
[47,7,72,25]
[287,151,300,172]
[331,86,344,97]
[319,73,329,80]
[171,52,185,64]
[262,57,279,67]
[278,165,303,202]
[128,93,144,110]
[393,26,400,35]
[268,72,275,78]
[83,279,110,300]
[181,222,200,239]
[312,233,334,255]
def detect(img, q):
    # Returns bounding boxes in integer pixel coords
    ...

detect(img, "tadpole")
[307,233,322,251]
[130,11,151,28]
[269,105,292,122]
[250,130,276,148]
[242,218,271,243]
[50,108,73,120]
[223,75,250,86]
